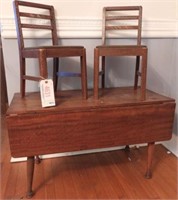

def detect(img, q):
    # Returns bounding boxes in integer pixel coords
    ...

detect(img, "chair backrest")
[102,6,142,45]
[13,0,58,51]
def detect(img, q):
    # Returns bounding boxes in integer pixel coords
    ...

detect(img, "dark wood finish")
[27,156,35,198]
[35,155,41,164]
[145,142,155,179]
[6,88,175,197]
[94,6,147,100]
[13,0,88,99]
[2,116,178,199]
[6,88,175,158]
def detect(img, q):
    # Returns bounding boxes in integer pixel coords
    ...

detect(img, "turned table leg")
[35,155,41,164]
[26,156,35,198]
[145,142,155,179]
[124,145,131,160]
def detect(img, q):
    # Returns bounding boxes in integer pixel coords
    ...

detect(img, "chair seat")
[95,45,147,56]
[96,45,147,49]
[24,45,84,50]
[22,46,85,58]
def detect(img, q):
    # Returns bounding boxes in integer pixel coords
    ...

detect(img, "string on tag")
[39,76,46,80]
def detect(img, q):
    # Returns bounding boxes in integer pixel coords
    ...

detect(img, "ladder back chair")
[13,0,88,99]
[94,6,147,100]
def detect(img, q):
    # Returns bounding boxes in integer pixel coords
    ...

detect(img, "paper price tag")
[39,79,55,108]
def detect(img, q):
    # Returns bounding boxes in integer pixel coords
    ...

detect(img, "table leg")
[124,145,131,160]
[35,155,41,164]
[26,156,35,198]
[145,142,155,179]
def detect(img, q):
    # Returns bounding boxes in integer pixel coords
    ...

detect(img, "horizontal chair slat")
[19,12,52,20]
[17,1,52,10]
[105,6,141,11]
[21,24,52,30]
[106,25,139,30]
[106,16,139,21]
[23,75,42,81]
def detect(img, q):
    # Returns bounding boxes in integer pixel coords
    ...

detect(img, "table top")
[6,87,175,116]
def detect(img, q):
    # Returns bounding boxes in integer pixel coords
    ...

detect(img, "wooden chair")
[13,0,88,99]
[94,6,147,100]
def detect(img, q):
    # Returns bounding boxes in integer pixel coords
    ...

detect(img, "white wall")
[1,0,178,156]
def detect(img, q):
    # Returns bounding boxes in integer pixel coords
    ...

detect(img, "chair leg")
[101,56,105,88]
[140,49,147,101]
[20,58,26,98]
[38,50,48,80]
[94,48,100,99]
[134,56,140,90]
[81,49,88,99]
[53,57,59,92]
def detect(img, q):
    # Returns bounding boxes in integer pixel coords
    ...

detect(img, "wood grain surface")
[6,87,175,158]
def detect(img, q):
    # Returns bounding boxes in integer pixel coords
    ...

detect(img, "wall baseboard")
[163,134,178,157]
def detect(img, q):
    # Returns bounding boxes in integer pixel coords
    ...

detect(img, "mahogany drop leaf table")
[6,87,175,198]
